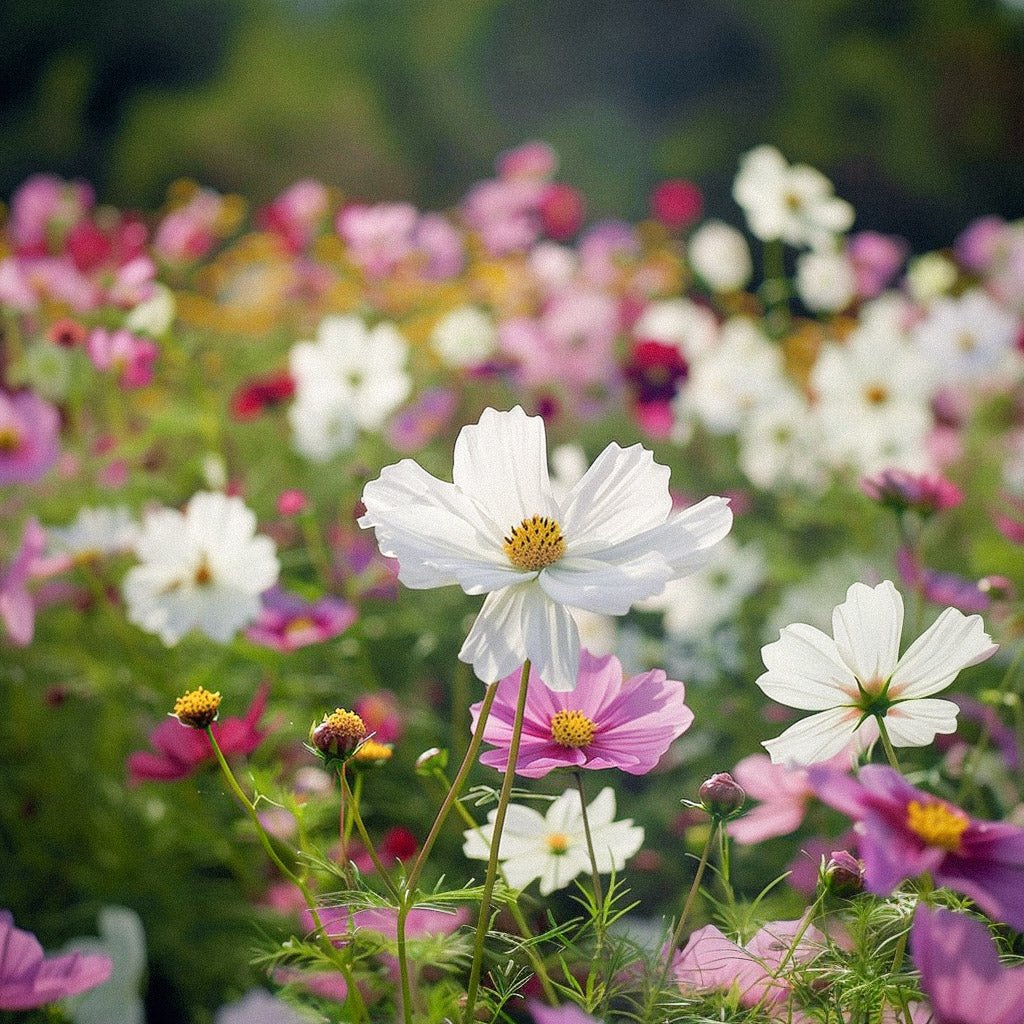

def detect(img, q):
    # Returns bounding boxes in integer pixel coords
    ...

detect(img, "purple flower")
[847,231,908,298]
[0,390,60,485]
[529,1003,600,1024]
[861,468,963,515]
[385,387,457,453]
[470,649,693,778]
[244,587,356,653]
[0,910,112,1010]
[809,764,1024,930]
[912,905,1024,1024]
[896,548,990,614]
[954,216,1009,273]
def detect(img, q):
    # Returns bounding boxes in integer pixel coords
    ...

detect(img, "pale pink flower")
[0,391,60,485]
[86,329,158,388]
[244,587,356,652]
[336,202,418,278]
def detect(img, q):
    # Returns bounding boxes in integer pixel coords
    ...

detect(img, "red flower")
[127,684,271,783]
[229,372,295,421]
[650,179,703,231]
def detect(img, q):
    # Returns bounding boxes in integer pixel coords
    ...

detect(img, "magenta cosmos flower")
[470,649,692,778]
[0,390,60,485]
[127,684,270,783]
[529,1003,600,1024]
[244,587,356,653]
[911,905,1024,1024]
[809,764,1024,930]
[0,910,112,1011]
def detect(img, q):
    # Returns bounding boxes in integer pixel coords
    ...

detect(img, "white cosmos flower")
[462,786,643,896]
[358,406,732,691]
[122,491,279,645]
[688,220,752,293]
[430,305,498,367]
[733,146,854,249]
[757,581,997,766]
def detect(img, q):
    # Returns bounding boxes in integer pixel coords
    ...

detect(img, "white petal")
[459,585,532,685]
[576,495,732,578]
[883,699,961,747]
[452,407,557,530]
[832,581,904,686]
[560,443,672,554]
[889,608,998,699]
[537,853,579,896]
[538,553,672,614]
[505,851,549,891]
[589,821,645,871]
[762,707,866,767]
[360,460,511,591]
[581,786,617,828]
[519,586,581,692]
[757,623,859,709]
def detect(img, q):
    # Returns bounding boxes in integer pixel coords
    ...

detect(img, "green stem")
[441,770,558,1007]
[463,660,532,1024]
[573,770,605,940]
[658,817,717,994]
[875,715,902,772]
[205,728,369,1023]
[341,768,401,902]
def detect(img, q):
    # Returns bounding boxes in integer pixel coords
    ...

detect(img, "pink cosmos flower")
[578,221,640,287]
[674,918,825,1010]
[153,189,224,263]
[470,649,692,778]
[0,910,112,1011]
[127,684,271,783]
[336,202,419,278]
[257,179,330,254]
[955,216,1008,273]
[861,468,963,515]
[847,231,908,298]
[539,183,586,241]
[809,764,1024,930]
[355,691,403,744]
[412,213,465,279]
[86,329,158,388]
[0,390,60,485]
[529,1003,600,1024]
[462,177,546,255]
[650,179,703,231]
[9,174,93,255]
[728,753,831,845]
[496,141,558,180]
[244,587,356,653]
[0,518,51,647]
[911,905,1024,1024]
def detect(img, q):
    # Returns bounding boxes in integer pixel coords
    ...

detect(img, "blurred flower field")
[2,140,1024,1023]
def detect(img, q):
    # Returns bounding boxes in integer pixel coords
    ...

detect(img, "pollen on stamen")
[172,686,222,729]
[550,709,597,749]
[503,514,566,572]
[906,799,969,851]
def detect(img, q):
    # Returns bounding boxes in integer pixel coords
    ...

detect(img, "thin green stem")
[875,715,902,772]
[463,660,532,1024]
[573,770,605,939]
[341,768,401,902]
[205,728,369,1022]
[440,770,558,1007]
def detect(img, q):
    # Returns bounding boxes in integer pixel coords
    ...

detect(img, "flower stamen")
[906,799,969,851]
[173,686,222,729]
[503,514,566,572]
[546,832,570,854]
[550,709,597,749]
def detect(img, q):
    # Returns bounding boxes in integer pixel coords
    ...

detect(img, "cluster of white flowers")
[289,315,411,462]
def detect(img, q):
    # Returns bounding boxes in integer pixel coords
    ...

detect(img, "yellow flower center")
[906,799,970,851]
[193,557,214,587]
[352,739,393,765]
[284,616,317,638]
[503,514,566,572]
[173,686,222,729]
[550,709,597,749]
[547,832,570,854]
[865,384,890,406]
[0,427,22,453]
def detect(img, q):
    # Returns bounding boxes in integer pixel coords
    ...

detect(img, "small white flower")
[124,283,176,336]
[48,506,140,558]
[359,406,732,691]
[795,249,857,312]
[430,305,498,367]
[688,220,753,293]
[289,315,411,461]
[913,289,1020,386]
[906,252,958,302]
[738,390,826,492]
[733,146,854,248]
[632,298,718,361]
[757,581,997,766]
[122,492,279,645]
[462,787,643,896]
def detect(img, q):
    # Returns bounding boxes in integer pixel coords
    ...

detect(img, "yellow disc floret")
[546,832,571,854]
[352,739,394,766]
[173,686,222,729]
[503,514,566,572]
[310,708,367,758]
[906,799,970,851]
[550,709,597,749]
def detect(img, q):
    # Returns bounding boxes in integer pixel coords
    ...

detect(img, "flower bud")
[824,850,865,896]
[310,708,366,761]
[698,772,746,817]
[172,686,221,729]
[414,747,448,776]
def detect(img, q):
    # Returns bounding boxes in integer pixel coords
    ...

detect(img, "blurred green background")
[2,0,1024,247]
[3,0,1023,247]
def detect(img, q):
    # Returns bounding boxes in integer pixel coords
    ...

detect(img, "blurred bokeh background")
[2,0,1022,248]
